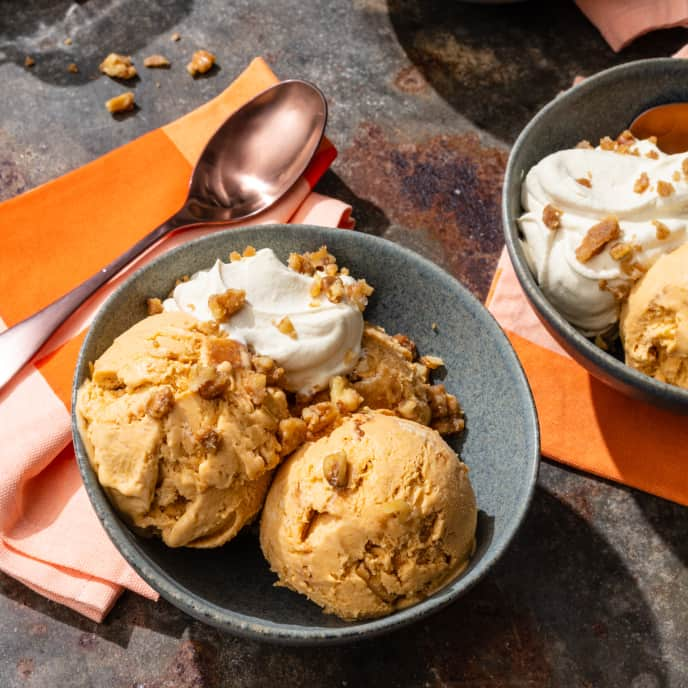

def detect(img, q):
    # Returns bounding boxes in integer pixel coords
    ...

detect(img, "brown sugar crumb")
[67,63,79,73]
[105,92,135,114]
[633,172,649,194]
[146,386,175,419]
[171,32,181,41]
[542,204,563,230]
[24,56,35,68]
[575,216,621,263]
[576,177,592,188]
[146,297,164,315]
[143,54,170,68]
[609,242,633,261]
[576,139,593,149]
[657,180,675,197]
[646,150,659,160]
[187,49,215,76]
[653,219,671,240]
[329,375,363,413]
[99,53,137,79]
[276,316,297,339]
[208,288,246,322]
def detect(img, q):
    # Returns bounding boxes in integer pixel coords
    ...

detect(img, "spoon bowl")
[630,102,688,153]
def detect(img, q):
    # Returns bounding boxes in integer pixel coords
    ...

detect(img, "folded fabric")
[487,248,688,507]
[576,0,688,52]
[0,57,353,622]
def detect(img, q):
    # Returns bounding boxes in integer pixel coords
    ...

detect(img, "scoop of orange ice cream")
[259,412,477,620]
[620,243,688,388]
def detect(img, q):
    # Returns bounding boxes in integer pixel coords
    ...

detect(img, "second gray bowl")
[503,57,688,412]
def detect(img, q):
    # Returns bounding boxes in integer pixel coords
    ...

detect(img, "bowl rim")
[72,224,540,644]
[502,57,688,409]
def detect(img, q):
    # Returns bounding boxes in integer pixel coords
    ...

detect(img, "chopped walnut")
[609,242,633,262]
[67,63,79,73]
[206,336,249,367]
[278,417,307,456]
[657,180,675,197]
[576,139,593,149]
[646,150,659,160]
[345,279,374,312]
[24,56,35,68]
[147,297,164,315]
[99,53,137,79]
[428,384,464,434]
[598,278,630,301]
[599,136,615,151]
[576,177,592,188]
[195,365,232,399]
[146,386,175,419]
[187,49,215,76]
[251,355,285,386]
[229,251,242,262]
[144,54,170,68]
[542,204,563,230]
[105,92,135,113]
[329,376,363,413]
[633,172,649,194]
[244,372,267,405]
[653,220,671,240]
[288,246,337,275]
[323,451,349,488]
[302,402,339,437]
[196,428,221,453]
[208,288,246,322]
[171,32,181,41]
[575,216,620,263]
[276,316,297,339]
[620,260,646,281]
[616,129,635,146]
[243,245,256,257]
[321,275,345,303]
[420,355,444,369]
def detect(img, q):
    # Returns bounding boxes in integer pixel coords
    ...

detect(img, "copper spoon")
[630,102,688,153]
[0,79,327,391]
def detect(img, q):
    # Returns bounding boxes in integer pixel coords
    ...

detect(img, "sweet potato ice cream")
[620,243,688,387]
[76,311,291,548]
[260,412,477,620]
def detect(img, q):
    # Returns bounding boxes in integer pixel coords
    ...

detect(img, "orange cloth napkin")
[0,57,353,622]
[576,0,688,52]
[486,249,688,506]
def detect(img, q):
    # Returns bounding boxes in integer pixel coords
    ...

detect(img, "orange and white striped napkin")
[0,58,353,622]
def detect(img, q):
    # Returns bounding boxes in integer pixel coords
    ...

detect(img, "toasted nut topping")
[229,250,241,262]
[323,451,349,488]
[243,245,256,257]
[24,56,35,68]
[576,177,592,188]
[208,288,245,322]
[310,273,322,298]
[187,49,215,76]
[146,386,174,419]
[276,316,297,339]
[278,417,307,456]
[420,354,444,369]
[609,242,633,261]
[646,149,659,160]
[633,172,649,194]
[620,260,647,280]
[598,278,630,301]
[100,53,137,79]
[196,428,221,453]
[542,204,563,230]
[146,297,164,315]
[329,375,363,413]
[171,32,181,41]
[576,139,593,149]
[599,136,614,151]
[67,63,79,73]
[657,180,675,197]
[653,220,671,240]
[144,54,170,68]
[105,92,135,113]
[575,216,620,263]
[195,365,232,399]
[301,402,338,436]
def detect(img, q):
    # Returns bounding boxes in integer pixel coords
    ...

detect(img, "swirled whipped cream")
[163,248,366,395]
[518,136,688,334]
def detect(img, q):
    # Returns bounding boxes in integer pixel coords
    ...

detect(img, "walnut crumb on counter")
[144,54,170,68]
[99,53,137,79]
[105,92,135,113]
[67,63,78,73]
[187,49,215,76]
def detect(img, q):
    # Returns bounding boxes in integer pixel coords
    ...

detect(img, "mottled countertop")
[1,1,687,686]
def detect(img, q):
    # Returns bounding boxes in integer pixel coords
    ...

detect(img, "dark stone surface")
[0,0,687,686]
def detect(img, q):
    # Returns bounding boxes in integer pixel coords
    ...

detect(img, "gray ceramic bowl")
[72,224,539,644]
[503,58,688,412]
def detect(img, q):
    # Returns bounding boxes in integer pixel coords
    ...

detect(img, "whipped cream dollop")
[163,248,365,395]
[518,137,688,334]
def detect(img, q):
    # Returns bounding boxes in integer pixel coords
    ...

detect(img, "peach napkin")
[576,0,688,52]
[487,249,688,506]
[0,57,353,622]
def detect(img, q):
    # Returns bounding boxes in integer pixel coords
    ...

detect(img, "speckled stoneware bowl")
[503,58,688,412]
[72,224,539,644]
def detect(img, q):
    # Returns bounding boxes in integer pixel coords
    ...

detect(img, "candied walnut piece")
[302,402,339,436]
[67,63,79,73]
[24,56,35,68]
[276,316,297,339]
[105,92,135,114]
[653,220,671,240]
[195,364,232,399]
[428,384,465,435]
[616,129,635,146]
[146,297,164,315]
[420,354,444,369]
[575,216,620,263]
[542,204,563,230]
[144,54,170,68]
[599,136,615,151]
[208,288,246,322]
[288,246,337,276]
[323,451,349,488]
[100,53,137,79]
[146,386,174,419]
[278,417,307,456]
[346,279,374,312]
[329,375,363,413]
[645,149,659,160]
[64,37,73,46]
[196,428,221,453]
[391,334,416,360]
[576,177,592,188]
[245,372,267,405]
[187,49,215,76]
[609,242,633,262]
[252,355,285,386]
[397,399,432,425]
[243,245,256,257]
[576,139,593,149]
[633,172,649,194]
[206,336,249,367]
[657,180,675,197]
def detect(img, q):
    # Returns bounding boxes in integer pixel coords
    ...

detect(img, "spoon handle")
[0,210,195,391]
